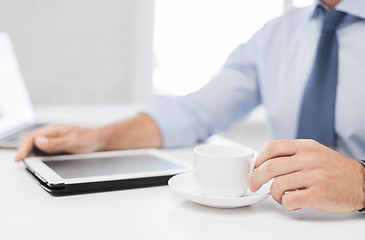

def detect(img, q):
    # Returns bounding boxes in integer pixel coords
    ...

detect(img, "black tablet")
[24,149,190,196]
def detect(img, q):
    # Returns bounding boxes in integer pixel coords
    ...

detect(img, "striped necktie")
[296,9,346,148]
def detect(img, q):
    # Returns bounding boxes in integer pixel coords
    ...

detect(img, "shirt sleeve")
[141,30,264,148]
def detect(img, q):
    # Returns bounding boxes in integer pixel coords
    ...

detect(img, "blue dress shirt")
[141,0,365,160]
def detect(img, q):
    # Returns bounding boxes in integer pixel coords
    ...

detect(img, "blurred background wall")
[0,0,313,107]
[0,0,155,105]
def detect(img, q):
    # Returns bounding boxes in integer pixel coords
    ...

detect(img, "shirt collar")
[312,0,365,20]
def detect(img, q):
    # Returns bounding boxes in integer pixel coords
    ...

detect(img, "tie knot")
[322,10,346,32]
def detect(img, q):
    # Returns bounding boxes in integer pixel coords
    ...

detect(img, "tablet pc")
[24,149,190,196]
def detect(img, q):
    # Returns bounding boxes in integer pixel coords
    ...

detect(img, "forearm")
[97,114,163,151]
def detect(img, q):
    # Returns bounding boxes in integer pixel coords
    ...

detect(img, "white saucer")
[168,172,270,208]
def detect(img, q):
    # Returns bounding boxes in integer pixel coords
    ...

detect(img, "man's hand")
[15,114,163,162]
[15,125,104,162]
[249,139,365,213]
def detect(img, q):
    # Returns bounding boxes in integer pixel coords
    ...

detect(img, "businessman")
[15,0,365,213]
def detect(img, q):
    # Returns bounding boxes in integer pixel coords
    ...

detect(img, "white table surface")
[1,105,363,240]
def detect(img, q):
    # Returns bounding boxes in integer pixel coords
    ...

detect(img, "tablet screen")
[43,155,184,179]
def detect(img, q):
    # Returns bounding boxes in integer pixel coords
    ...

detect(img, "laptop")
[0,32,45,149]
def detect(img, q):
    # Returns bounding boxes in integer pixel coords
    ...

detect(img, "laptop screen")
[0,33,35,136]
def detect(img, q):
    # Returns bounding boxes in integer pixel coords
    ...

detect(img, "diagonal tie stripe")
[296,10,346,148]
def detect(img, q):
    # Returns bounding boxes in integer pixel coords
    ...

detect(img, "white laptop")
[0,32,45,149]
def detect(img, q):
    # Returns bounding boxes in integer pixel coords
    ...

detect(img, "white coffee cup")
[193,144,255,197]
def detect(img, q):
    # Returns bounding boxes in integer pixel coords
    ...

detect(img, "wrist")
[95,114,163,151]
[96,124,121,151]
[358,160,365,212]
[87,126,108,152]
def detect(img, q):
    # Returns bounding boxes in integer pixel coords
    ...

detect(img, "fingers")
[269,171,310,204]
[255,139,321,169]
[15,136,36,162]
[250,156,303,192]
[249,139,359,213]
[24,125,63,140]
[281,189,312,211]
[15,125,68,162]
[255,140,299,168]
[35,135,73,153]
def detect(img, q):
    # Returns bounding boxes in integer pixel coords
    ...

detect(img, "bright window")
[292,0,314,8]
[153,0,284,95]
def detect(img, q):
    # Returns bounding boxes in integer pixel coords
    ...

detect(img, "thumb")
[35,135,71,153]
